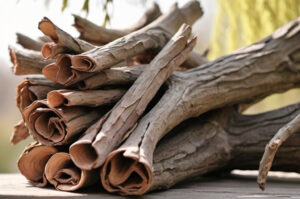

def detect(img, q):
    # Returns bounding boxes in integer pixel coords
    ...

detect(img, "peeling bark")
[10,120,29,145]
[16,33,43,51]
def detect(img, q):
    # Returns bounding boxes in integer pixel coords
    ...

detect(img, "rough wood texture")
[47,89,126,108]
[73,2,162,44]
[2,174,300,198]
[16,33,43,51]
[151,102,300,190]
[71,1,203,72]
[257,113,300,190]
[9,46,54,75]
[39,17,94,58]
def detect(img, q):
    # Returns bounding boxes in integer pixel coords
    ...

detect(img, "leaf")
[61,0,68,12]
[82,0,89,14]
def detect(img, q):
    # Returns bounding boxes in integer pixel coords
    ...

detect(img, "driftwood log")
[9,0,300,196]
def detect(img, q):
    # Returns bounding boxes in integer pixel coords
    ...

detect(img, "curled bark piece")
[71,1,202,72]
[76,65,144,90]
[39,17,94,58]
[257,113,300,191]
[70,24,196,170]
[47,89,126,108]
[101,16,300,195]
[10,120,29,145]
[9,46,53,75]
[73,2,161,44]
[16,33,43,51]
[18,142,58,187]
[16,77,62,112]
[23,100,106,146]
[45,152,98,191]
[42,54,94,86]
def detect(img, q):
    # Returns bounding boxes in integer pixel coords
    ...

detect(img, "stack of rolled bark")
[9,0,300,196]
[10,1,207,195]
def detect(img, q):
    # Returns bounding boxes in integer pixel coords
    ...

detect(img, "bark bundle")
[9,0,300,196]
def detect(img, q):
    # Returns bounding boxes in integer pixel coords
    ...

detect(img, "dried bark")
[69,24,195,170]
[16,77,63,113]
[18,142,58,187]
[9,46,53,75]
[100,16,300,195]
[38,17,94,58]
[257,113,300,190]
[47,89,126,108]
[10,120,29,145]
[71,1,203,72]
[44,152,99,191]
[16,33,43,51]
[73,2,161,44]
[23,100,107,146]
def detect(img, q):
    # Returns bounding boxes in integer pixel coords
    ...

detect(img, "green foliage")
[81,0,89,13]
[61,0,68,11]
[209,0,300,60]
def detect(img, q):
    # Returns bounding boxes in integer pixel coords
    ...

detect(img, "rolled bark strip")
[10,120,29,145]
[23,100,106,146]
[8,46,54,75]
[16,33,44,51]
[42,54,94,86]
[45,152,98,191]
[38,17,94,58]
[18,142,58,187]
[73,2,161,45]
[16,77,62,112]
[47,89,126,108]
[76,65,144,90]
[70,24,196,170]
[71,1,203,72]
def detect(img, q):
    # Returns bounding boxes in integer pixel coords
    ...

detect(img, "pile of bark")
[9,0,300,196]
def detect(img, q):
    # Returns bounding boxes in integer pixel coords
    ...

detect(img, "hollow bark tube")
[69,24,195,171]
[71,1,203,72]
[47,89,126,108]
[18,142,58,187]
[16,33,44,51]
[45,152,99,191]
[23,100,106,146]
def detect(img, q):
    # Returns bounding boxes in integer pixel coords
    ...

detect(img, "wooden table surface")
[1,173,300,199]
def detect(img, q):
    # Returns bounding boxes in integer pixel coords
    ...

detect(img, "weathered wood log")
[100,16,300,195]
[10,120,29,145]
[16,33,43,51]
[23,100,108,146]
[16,77,63,113]
[73,2,162,44]
[71,1,203,72]
[38,17,94,58]
[47,89,126,108]
[44,152,99,191]
[151,102,300,191]
[9,46,54,75]
[18,142,58,187]
[69,24,195,170]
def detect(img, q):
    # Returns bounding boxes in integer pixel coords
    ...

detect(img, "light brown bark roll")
[16,77,62,113]
[69,24,195,170]
[70,1,202,72]
[10,120,29,145]
[16,33,44,51]
[18,142,58,187]
[45,152,98,191]
[9,46,54,75]
[38,17,94,58]
[47,89,126,108]
[23,100,107,146]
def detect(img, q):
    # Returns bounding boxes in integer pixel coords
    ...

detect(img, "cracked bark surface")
[100,16,300,195]
[71,1,203,72]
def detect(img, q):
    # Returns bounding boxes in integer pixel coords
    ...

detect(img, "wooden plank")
[1,173,300,198]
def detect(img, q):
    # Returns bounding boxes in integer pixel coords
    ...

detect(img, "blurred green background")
[0,0,299,173]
